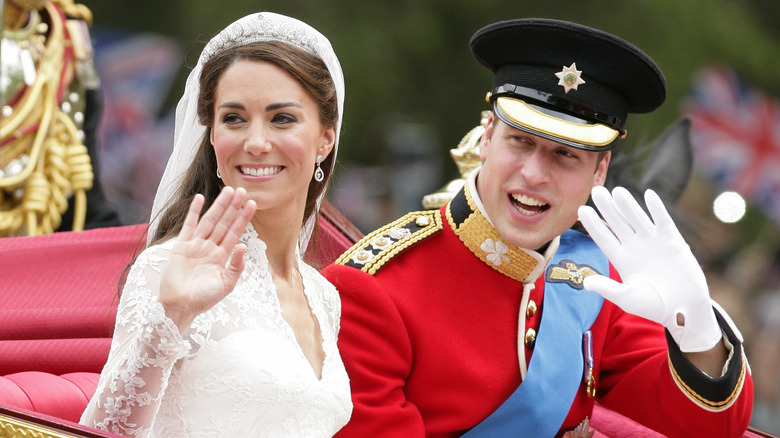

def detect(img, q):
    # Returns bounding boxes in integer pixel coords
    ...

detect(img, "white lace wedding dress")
[80,225,353,437]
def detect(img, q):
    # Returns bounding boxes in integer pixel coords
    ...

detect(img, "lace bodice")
[80,226,352,437]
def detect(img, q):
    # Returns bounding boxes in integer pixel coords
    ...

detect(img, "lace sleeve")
[80,243,191,438]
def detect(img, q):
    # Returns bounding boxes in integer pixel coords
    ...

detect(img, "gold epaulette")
[335,210,443,275]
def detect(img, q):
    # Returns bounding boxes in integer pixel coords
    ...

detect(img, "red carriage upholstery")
[0,202,773,437]
[0,223,143,425]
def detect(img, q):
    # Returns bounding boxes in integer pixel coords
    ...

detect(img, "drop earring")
[314,154,324,182]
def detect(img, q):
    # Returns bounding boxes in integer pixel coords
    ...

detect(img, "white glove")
[577,186,722,353]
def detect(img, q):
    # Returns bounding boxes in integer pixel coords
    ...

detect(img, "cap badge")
[555,62,585,93]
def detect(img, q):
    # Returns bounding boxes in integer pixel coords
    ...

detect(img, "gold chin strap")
[495,96,620,148]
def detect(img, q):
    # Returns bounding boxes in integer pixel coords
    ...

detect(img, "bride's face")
[210,60,335,216]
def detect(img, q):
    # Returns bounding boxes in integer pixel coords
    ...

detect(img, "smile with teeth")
[240,166,282,177]
[510,193,549,216]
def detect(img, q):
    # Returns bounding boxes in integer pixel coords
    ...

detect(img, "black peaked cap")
[470,18,666,135]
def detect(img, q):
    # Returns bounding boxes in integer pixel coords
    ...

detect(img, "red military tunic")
[323,187,753,437]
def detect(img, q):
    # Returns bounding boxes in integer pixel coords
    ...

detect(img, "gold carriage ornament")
[0,0,96,236]
[421,111,489,210]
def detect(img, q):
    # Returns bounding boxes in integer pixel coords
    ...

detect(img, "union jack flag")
[684,65,780,223]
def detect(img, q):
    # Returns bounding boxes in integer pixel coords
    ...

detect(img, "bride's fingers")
[221,199,256,250]
[211,189,253,248]
[179,194,205,241]
[205,187,248,245]
[224,243,248,284]
[192,186,236,241]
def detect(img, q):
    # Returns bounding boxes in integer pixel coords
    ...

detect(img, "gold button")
[526,300,537,318]
[415,216,430,227]
[525,328,537,349]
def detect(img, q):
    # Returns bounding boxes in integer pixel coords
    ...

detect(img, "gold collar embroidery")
[446,185,541,283]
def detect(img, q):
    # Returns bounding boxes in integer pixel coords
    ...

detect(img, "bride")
[80,12,351,437]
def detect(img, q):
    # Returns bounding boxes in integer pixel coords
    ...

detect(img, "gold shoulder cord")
[0,1,94,236]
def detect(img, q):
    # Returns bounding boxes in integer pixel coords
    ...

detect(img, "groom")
[324,18,753,437]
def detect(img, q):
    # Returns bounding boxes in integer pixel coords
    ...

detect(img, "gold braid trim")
[446,185,539,283]
[667,351,747,411]
[8,0,92,25]
[335,211,442,275]
[0,2,93,236]
[53,0,93,25]
[8,0,49,10]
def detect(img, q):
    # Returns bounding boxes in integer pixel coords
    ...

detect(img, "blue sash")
[463,229,607,437]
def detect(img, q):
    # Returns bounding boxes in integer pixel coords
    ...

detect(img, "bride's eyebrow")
[266,101,302,111]
[217,101,245,110]
[216,101,302,112]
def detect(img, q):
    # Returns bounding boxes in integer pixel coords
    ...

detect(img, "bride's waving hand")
[159,187,256,333]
